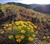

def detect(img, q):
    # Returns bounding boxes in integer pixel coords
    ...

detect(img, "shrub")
[0,21,38,44]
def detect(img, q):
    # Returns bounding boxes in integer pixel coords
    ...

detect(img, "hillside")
[7,2,50,14]
[0,4,50,44]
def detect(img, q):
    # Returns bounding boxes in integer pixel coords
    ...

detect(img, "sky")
[0,0,50,4]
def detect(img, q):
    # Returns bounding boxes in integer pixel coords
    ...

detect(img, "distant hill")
[7,2,29,8]
[7,2,50,14]
[33,5,50,14]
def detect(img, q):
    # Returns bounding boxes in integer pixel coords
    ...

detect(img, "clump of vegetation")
[0,21,38,44]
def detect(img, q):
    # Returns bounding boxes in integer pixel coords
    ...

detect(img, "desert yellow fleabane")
[28,37,33,41]
[1,30,5,34]
[16,39,21,42]
[43,36,46,39]
[21,30,26,33]
[8,35,13,39]
[15,35,20,39]
[20,35,25,39]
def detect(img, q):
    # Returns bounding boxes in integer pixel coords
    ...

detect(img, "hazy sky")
[0,0,50,4]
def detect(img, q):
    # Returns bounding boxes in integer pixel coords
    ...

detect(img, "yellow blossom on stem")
[8,35,13,39]
[15,35,20,39]
[43,36,46,39]
[8,27,12,31]
[27,28,30,31]
[1,30,5,34]
[16,39,21,42]
[32,34,36,37]
[34,25,37,29]
[31,29,34,32]
[15,21,20,25]
[28,37,33,41]
[17,26,22,30]
[20,35,25,39]
[3,26,6,29]
[21,30,26,33]
[23,25,27,28]
[14,27,17,30]
[9,24,12,26]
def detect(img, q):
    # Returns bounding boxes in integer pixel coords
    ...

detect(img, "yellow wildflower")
[23,25,27,28]
[20,35,25,39]
[9,24,12,26]
[43,36,46,39]
[28,37,33,41]
[29,25,34,29]
[25,22,27,25]
[5,24,9,27]
[14,27,17,30]
[18,26,22,30]
[29,25,32,28]
[32,34,36,37]
[3,26,6,29]
[36,31,38,34]
[16,39,21,42]
[27,28,30,31]
[21,30,26,33]
[8,27,12,31]
[8,35,13,39]
[15,35,20,39]
[34,25,37,29]
[21,23,24,25]
[15,21,20,25]
[31,29,34,32]
[1,30,4,34]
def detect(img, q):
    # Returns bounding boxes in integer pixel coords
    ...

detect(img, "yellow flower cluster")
[15,35,25,42]
[3,21,38,43]
[7,34,25,42]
